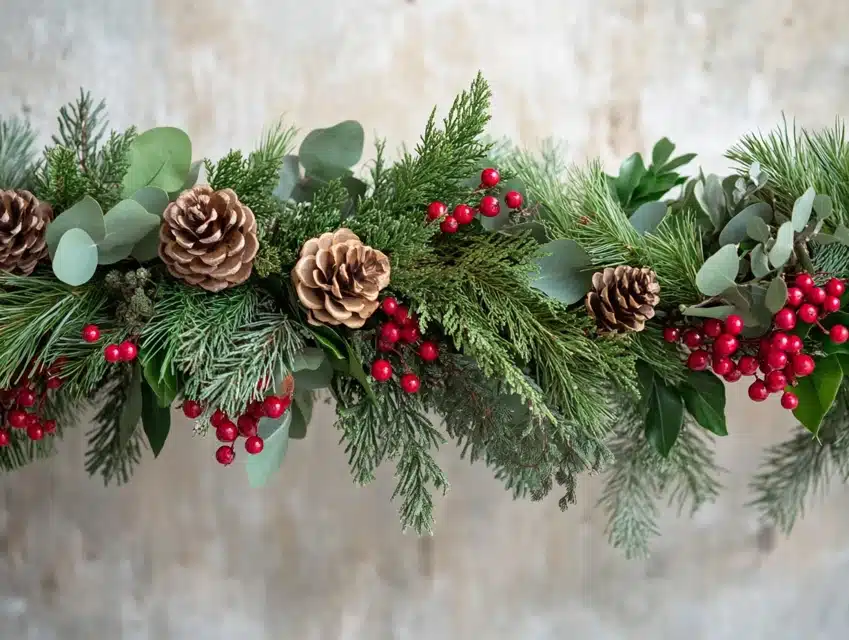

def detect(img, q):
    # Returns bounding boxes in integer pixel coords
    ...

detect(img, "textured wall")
[3,0,849,638]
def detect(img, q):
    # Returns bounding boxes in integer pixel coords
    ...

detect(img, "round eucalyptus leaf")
[131,187,171,216]
[245,412,291,488]
[718,202,772,246]
[101,199,163,251]
[299,121,364,175]
[122,127,193,196]
[768,221,794,268]
[791,187,816,232]
[530,239,594,305]
[46,195,105,259]
[746,216,772,244]
[629,201,668,235]
[52,228,98,286]
[813,193,833,220]
[695,244,739,296]
[765,277,788,314]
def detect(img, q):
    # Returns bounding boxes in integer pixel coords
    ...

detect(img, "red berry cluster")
[426,167,524,234]
[369,297,439,393]
[777,274,847,342]
[82,324,139,363]
[0,360,64,444]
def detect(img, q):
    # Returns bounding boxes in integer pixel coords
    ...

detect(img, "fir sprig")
[0,116,38,189]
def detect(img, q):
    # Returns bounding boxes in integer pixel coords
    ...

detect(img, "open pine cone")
[292,228,390,328]
[585,265,660,335]
[0,189,53,276]
[159,185,258,292]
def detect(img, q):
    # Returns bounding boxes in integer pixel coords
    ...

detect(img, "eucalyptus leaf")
[122,127,193,196]
[834,224,849,246]
[131,228,161,262]
[97,243,135,265]
[695,244,739,296]
[651,138,675,167]
[245,412,291,488]
[131,187,170,216]
[500,221,549,244]
[813,193,833,220]
[768,221,794,268]
[141,380,170,457]
[718,202,772,246]
[790,187,816,232]
[813,233,839,245]
[746,217,772,244]
[288,389,313,440]
[681,371,727,436]
[694,174,725,230]
[750,244,770,278]
[299,121,364,175]
[293,358,334,391]
[765,277,788,314]
[614,153,646,205]
[46,195,106,258]
[681,304,737,319]
[100,199,162,251]
[291,347,326,372]
[792,355,844,435]
[530,239,594,305]
[52,228,98,286]
[629,201,667,235]
[274,155,301,200]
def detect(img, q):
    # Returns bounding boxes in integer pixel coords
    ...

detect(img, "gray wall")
[3,0,849,638]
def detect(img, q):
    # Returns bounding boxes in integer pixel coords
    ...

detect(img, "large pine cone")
[0,189,53,276]
[585,265,660,335]
[292,228,390,328]
[159,185,259,292]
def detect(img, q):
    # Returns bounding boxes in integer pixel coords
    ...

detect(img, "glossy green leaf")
[719,202,772,246]
[750,243,771,278]
[614,153,646,204]
[681,304,737,319]
[344,341,375,401]
[792,354,843,435]
[651,138,675,167]
[768,221,794,268]
[142,351,178,408]
[308,327,347,361]
[643,373,685,457]
[119,365,144,450]
[813,193,833,220]
[765,277,788,314]
[52,228,98,286]
[274,155,301,200]
[245,411,291,488]
[141,379,171,457]
[122,127,193,196]
[629,201,667,235]
[791,187,816,232]
[46,195,105,258]
[131,187,171,216]
[681,370,727,436]
[299,121,364,175]
[291,347,326,372]
[659,152,696,173]
[288,389,313,440]
[696,244,739,296]
[293,358,333,390]
[530,239,594,305]
[746,217,771,244]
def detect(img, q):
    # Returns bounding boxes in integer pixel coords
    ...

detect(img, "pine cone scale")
[586,265,660,335]
[0,190,53,276]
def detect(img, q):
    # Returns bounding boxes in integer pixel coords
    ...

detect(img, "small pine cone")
[585,265,660,335]
[292,228,390,329]
[159,185,259,292]
[0,189,53,276]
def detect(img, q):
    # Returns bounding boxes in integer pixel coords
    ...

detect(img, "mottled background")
[3,0,849,638]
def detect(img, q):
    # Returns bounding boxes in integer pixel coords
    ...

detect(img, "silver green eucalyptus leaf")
[718,202,772,246]
[750,243,771,278]
[791,187,816,232]
[629,201,668,235]
[695,244,740,296]
[746,217,772,244]
[813,193,833,220]
[681,304,737,319]
[813,233,839,245]
[768,221,794,268]
[694,174,725,231]
[834,224,849,246]
[765,277,788,314]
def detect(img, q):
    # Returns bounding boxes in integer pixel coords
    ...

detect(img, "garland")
[2,78,849,557]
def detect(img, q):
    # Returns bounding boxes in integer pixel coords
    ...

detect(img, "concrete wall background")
[3,0,849,638]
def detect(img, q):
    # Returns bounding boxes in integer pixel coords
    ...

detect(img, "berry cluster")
[82,324,139,363]
[775,274,847,341]
[0,360,63,445]
[369,297,439,393]
[426,167,524,234]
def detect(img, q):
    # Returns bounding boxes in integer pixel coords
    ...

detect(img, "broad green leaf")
[765,277,788,314]
[813,233,839,245]
[614,153,646,205]
[308,327,347,360]
[500,221,549,244]
[181,160,202,190]
[122,127,193,196]
[246,411,291,488]
[659,153,697,173]
[291,347,326,372]
[97,243,135,265]
[791,187,816,232]
[719,202,772,246]
[299,121,364,175]
[530,238,594,305]
[288,389,313,440]
[695,244,739,296]
[643,374,685,457]
[274,155,301,200]
[131,187,170,216]
[345,341,375,401]
[651,138,675,167]
[694,175,725,230]
[52,228,98,286]
[768,221,794,268]
[813,194,833,220]
[141,379,171,457]
[130,228,161,262]
[746,216,772,244]
[681,304,737,319]
[142,351,178,408]
[293,358,333,390]
[750,243,771,278]
[792,354,843,435]
[119,365,144,450]
[834,224,849,246]
[101,199,162,251]
[681,371,727,436]
[629,201,667,235]
[46,195,105,258]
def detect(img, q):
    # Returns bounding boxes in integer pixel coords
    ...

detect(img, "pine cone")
[0,189,53,276]
[585,265,660,335]
[159,185,259,292]
[292,228,390,328]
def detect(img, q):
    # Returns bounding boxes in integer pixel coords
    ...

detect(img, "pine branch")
[0,117,38,189]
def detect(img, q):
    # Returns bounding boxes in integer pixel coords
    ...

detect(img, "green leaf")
[245,411,291,488]
[719,202,772,246]
[130,228,161,262]
[52,228,98,286]
[142,352,178,408]
[274,155,300,200]
[765,277,788,314]
[813,233,839,245]
[299,121,364,175]
[820,311,849,331]
[792,354,844,435]
[46,195,106,258]
[122,127,193,196]
[100,199,162,251]
[291,347,326,372]
[791,186,816,232]
[181,160,202,191]
[768,221,794,268]
[293,358,333,391]
[681,304,737,319]
[629,201,667,235]
[643,373,685,457]
[696,244,739,296]
[288,389,313,440]
[750,243,771,278]
[614,153,646,205]
[681,370,727,436]
[141,379,170,457]
[480,176,524,231]
[530,239,594,305]
[130,187,170,216]
[814,193,833,220]
[746,216,772,244]
[308,327,346,361]
[651,138,676,167]
[659,153,696,173]
[344,341,375,401]
[694,175,725,230]
[500,221,549,244]
[834,224,849,246]
[119,365,144,450]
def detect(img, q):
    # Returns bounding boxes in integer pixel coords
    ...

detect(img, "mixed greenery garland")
[2,77,849,557]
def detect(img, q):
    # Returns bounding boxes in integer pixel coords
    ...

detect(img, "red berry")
[774,308,796,330]
[713,334,739,356]
[26,423,43,441]
[807,287,827,305]
[748,380,769,402]
[792,354,816,377]
[831,324,849,344]
[371,359,393,382]
[712,356,734,376]
[765,370,788,393]
[781,391,800,410]
[43,419,56,434]
[826,278,846,298]
[682,329,704,349]
[247,401,265,419]
[17,388,35,408]
[795,273,814,291]
[210,409,228,428]
[104,344,121,363]
[418,341,439,362]
[737,355,759,375]
[46,376,62,390]
[687,350,710,371]
[766,349,788,371]
[393,306,410,326]
[786,287,805,307]
[504,190,523,209]
[480,167,500,187]
[82,324,101,343]
[25,414,38,427]
[377,340,394,352]
[118,341,138,361]
[8,410,26,429]
[245,435,264,455]
[724,314,744,336]
[823,296,841,313]
[215,445,235,466]
[0,430,9,446]
[440,216,459,233]
[400,325,420,344]
[262,395,288,419]
[786,334,804,354]
[797,304,818,324]
[663,327,680,343]
[478,195,501,217]
[182,400,203,419]
[426,201,447,221]
[703,318,723,338]
[400,373,421,394]
[453,204,475,225]
[216,421,238,442]
[237,414,259,438]
[771,332,790,351]
[724,369,743,383]
[380,322,401,344]
[381,297,399,315]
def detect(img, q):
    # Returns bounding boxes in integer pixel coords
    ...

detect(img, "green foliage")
[0,116,38,189]
[121,127,192,196]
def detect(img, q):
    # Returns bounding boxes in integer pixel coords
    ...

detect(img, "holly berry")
[771,332,790,351]
[440,216,459,233]
[262,395,289,419]
[786,287,805,307]
[400,373,421,394]
[480,167,500,187]
[8,410,26,429]
[826,278,846,297]
[774,308,796,330]
[82,324,101,343]
[765,370,787,393]
[244,436,264,455]
[504,190,523,209]
[0,430,9,447]
[724,369,743,383]
[182,400,203,419]
[453,204,475,225]
[26,423,43,441]
[765,349,788,371]
[748,380,769,402]
[682,329,704,349]
[724,315,744,336]
[393,306,411,326]
[663,327,680,343]
[215,421,238,442]
[426,201,447,221]
[46,376,62,390]
[247,401,266,419]
[237,414,259,438]
[478,195,501,217]
[703,318,723,338]
[687,350,710,371]
[380,322,401,344]
[791,354,816,377]
[104,344,121,363]
[43,420,56,434]
[712,356,734,376]
[215,446,235,466]
[418,341,439,362]
[381,297,399,315]
[713,334,739,356]
[781,391,800,410]
[795,273,814,291]
[831,324,849,344]
[786,334,804,354]
[17,388,35,408]
[797,304,818,324]
[400,325,420,344]
[737,355,759,375]
[807,287,827,305]
[823,296,841,313]
[25,414,38,427]
[371,359,393,382]
[116,341,137,361]
[210,409,228,428]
